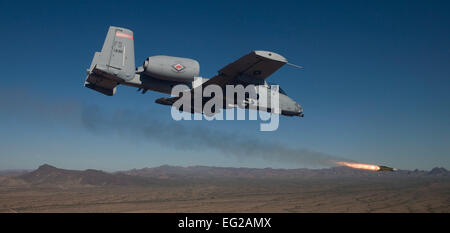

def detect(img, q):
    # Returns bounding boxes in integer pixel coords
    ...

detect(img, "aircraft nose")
[295,103,302,111]
[295,103,304,117]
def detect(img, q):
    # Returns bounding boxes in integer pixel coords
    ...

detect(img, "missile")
[378,165,396,172]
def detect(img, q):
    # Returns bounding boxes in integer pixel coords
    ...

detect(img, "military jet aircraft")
[85,26,304,117]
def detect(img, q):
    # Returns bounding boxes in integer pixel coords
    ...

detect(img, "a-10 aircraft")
[84,26,304,117]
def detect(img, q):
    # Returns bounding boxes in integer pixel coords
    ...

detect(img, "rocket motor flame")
[336,161,380,171]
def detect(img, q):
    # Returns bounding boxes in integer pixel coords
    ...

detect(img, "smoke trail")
[0,89,82,123]
[81,105,351,167]
[0,90,353,167]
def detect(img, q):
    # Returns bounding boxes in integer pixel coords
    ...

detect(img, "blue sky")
[0,0,449,171]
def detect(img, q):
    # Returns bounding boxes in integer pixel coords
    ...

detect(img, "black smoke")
[0,90,352,168]
[81,105,350,167]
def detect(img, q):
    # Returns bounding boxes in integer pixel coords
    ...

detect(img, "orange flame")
[336,161,380,171]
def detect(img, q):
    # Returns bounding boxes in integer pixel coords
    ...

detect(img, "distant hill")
[18,164,153,186]
[429,167,449,175]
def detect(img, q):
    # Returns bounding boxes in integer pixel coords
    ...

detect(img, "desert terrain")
[0,164,448,213]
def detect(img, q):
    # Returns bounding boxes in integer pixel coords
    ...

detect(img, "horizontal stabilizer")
[85,82,116,96]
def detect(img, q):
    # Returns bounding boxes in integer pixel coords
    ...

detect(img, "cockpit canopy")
[266,82,287,95]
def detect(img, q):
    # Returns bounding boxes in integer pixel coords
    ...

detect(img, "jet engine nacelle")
[143,55,200,83]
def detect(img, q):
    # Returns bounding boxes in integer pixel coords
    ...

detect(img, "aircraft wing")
[155,51,288,114]
[199,50,288,88]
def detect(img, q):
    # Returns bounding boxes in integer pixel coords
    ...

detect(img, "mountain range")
[0,164,447,187]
